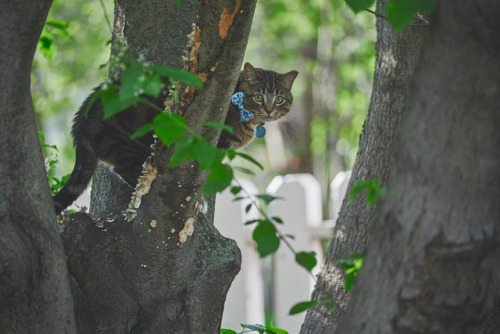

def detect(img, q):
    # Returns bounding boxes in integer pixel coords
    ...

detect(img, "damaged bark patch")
[219,1,241,40]
[124,162,158,222]
[179,217,196,243]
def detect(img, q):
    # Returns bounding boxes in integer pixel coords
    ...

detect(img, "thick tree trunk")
[61,0,257,333]
[0,1,77,333]
[338,1,500,333]
[300,2,426,333]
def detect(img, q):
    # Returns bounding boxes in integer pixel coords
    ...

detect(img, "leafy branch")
[345,0,435,31]
[87,56,331,326]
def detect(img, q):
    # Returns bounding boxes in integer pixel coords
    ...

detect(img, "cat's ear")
[280,70,298,90]
[243,63,262,84]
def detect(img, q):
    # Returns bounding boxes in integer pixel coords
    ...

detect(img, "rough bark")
[0,1,77,333]
[300,2,426,333]
[338,1,500,333]
[61,0,257,333]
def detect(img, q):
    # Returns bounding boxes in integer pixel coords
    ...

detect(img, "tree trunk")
[60,0,257,333]
[338,1,500,333]
[0,1,77,333]
[300,2,426,333]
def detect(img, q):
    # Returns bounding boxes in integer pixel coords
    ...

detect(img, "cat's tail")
[52,136,96,215]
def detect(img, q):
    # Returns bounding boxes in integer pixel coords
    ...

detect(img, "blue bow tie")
[231,91,255,122]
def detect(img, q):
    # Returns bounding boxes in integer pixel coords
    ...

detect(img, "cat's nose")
[264,106,273,115]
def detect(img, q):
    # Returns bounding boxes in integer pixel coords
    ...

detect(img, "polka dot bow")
[231,91,255,122]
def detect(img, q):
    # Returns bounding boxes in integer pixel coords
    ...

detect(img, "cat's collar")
[231,92,266,138]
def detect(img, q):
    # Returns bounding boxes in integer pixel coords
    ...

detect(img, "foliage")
[338,252,363,291]
[247,0,376,175]
[38,19,72,61]
[87,58,202,119]
[345,0,435,31]
[38,131,70,197]
[33,0,115,178]
[221,323,289,334]
[349,179,386,206]
[289,296,334,315]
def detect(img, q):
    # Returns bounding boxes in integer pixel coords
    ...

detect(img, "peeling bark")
[61,0,257,332]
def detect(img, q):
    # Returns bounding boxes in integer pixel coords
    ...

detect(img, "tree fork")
[62,0,257,332]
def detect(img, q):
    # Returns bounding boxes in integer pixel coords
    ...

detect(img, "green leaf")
[241,324,266,332]
[193,140,222,169]
[201,121,234,134]
[150,65,203,89]
[45,19,70,30]
[245,203,252,213]
[289,300,318,315]
[226,149,237,160]
[253,220,280,257]
[220,329,238,334]
[154,113,187,147]
[244,219,261,225]
[38,131,45,143]
[119,66,145,101]
[271,216,283,224]
[142,74,164,98]
[38,28,56,61]
[202,163,233,194]
[345,0,376,13]
[295,251,317,271]
[230,186,242,195]
[101,89,142,119]
[233,166,256,176]
[345,276,354,292]
[349,179,385,206]
[169,136,195,167]
[338,259,354,270]
[38,131,58,150]
[256,194,281,205]
[338,253,363,292]
[265,325,289,334]
[350,252,363,260]
[417,0,436,12]
[386,0,418,31]
[319,297,335,310]
[235,152,264,170]
[45,19,71,38]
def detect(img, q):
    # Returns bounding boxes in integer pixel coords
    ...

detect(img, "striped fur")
[217,63,298,149]
[53,89,161,214]
[53,63,297,214]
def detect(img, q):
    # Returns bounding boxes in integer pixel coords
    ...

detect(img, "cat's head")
[239,63,298,122]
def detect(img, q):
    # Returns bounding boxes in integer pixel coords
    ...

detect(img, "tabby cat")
[53,63,298,214]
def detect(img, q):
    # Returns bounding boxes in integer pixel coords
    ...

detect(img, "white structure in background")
[215,172,352,333]
[330,170,352,221]
[214,179,265,330]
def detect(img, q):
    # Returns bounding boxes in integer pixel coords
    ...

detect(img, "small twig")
[364,8,430,27]
[234,177,318,282]
[99,0,113,34]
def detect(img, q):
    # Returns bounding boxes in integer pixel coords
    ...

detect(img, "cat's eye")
[253,94,263,103]
[275,96,284,104]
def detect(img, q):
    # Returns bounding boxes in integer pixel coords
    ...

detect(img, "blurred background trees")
[34,0,376,216]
